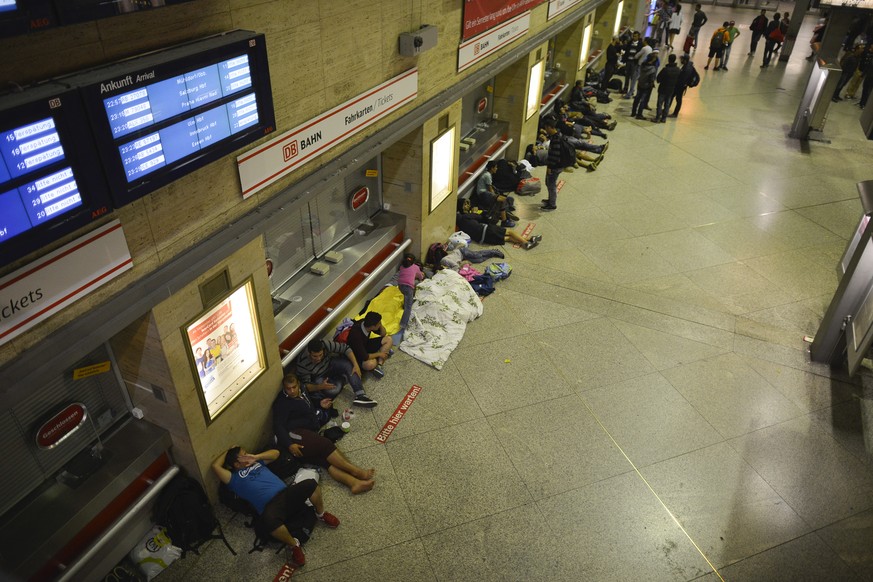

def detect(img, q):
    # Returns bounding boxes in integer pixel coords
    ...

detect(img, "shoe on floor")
[530,234,543,244]
[606,119,617,130]
[540,203,557,210]
[506,211,519,221]
[502,219,516,227]
[634,115,645,120]
[318,512,341,528]
[721,67,728,71]
[524,238,540,250]
[289,543,305,567]
[353,394,378,407]
[387,348,395,357]
[668,113,678,118]
[372,365,385,379]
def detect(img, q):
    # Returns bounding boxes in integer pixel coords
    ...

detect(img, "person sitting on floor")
[296,338,376,408]
[456,211,541,250]
[345,312,394,379]
[474,160,518,227]
[211,446,340,568]
[272,373,375,494]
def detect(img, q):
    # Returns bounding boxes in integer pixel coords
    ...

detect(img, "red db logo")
[283,141,299,162]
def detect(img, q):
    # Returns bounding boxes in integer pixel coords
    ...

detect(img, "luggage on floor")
[516,177,542,196]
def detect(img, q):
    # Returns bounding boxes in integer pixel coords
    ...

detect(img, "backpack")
[469,274,496,296]
[711,31,725,49]
[425,242,448,268]
[556,136,577,168]
[154,475,224,557]
[687,68,700,88]
[486,262,512,281]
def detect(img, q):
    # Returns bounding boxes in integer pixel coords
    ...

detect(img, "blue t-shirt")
[227,462,285,514]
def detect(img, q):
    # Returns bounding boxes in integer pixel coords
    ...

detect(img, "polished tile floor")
[160,7,873,581]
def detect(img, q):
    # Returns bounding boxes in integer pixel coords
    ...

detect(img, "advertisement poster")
[185,280,265,422]
[462,0,546,40]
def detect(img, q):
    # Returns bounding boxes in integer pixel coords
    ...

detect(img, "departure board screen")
[0,84,111,268]
[75,30,274,206]
[0,118,83,243]
[0,1,17,13]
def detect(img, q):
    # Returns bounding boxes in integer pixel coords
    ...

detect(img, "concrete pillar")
[779,3,811,61]
[492,41,550,161]
[110,236,283,499]
[554,15,587,85]
[382,100,463,257]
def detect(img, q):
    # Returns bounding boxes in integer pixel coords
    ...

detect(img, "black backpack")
[154,474,234,557]
[687,68,701,88]
[556,136,577,168]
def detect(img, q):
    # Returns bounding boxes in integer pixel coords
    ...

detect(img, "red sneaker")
[289,544,305,567]
[319,511,340,528]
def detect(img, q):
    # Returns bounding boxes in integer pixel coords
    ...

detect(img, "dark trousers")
[750,31,763,53]
[545,168,561,207]
[833,70,855,99]
[602,63,616,89]
[762,39,777,65]
[632,87,652,116]
[672,87,686,115]
[655,91,674,120]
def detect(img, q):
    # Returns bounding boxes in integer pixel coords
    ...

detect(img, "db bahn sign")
[36,402,88,449]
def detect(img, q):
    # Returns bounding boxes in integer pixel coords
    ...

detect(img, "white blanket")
[399,269,483,370]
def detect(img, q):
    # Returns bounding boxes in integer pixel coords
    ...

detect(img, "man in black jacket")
[689,4,708,49]
[272,373,375,493]
[603,36,621,90]
[655,54,681,122]
[670,55,698,118]
[541,117,566,210]
[749,10,768,56]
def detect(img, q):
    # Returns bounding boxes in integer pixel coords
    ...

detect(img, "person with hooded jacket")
[670,54,699,118]
[632,53,658,119]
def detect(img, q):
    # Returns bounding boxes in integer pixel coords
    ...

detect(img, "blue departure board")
[74,31,274,206]
[0,83,111,268]
[0,1,17,14]
[0,116,84,244]
[103,54,252,139]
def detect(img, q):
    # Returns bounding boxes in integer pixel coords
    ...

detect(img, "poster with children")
[185,280,265,420]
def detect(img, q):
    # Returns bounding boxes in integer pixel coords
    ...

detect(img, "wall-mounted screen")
[0,0,55,37]
[71,30,275,207]
[52,0,195,25]
[0,1,18,13]
[0,84,111,268]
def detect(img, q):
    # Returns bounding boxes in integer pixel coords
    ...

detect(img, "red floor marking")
[513,221,536,248]
[557,180,565,191]
[274,563,296,581]
[375,385,423,443]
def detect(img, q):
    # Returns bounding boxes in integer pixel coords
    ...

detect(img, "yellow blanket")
[361,285,405,336]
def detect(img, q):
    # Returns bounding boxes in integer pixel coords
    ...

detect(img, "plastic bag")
[448,231,471,250]
[129,526,182,581]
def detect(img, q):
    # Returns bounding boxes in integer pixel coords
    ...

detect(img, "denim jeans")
[545,168,561,207]
[399,284,414,329]
[308,357,365,400]
[461,248,504,262]
[655,91,673,120]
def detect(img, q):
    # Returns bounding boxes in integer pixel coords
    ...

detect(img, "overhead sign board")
[237,68,418,199]
[458,12,531,72]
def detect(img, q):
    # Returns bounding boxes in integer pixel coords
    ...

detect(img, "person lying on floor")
[528,140,604,173]
[554,99,609,139]
[212,447,339,568]
[456,212,541,250]
[564,91,618,130]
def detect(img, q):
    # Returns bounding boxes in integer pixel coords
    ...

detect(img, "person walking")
[761,13,782,67]
[689,3,708,49]
[667,5,684,50]
[749,10,768,56]
[720,20,740,71]
[654,53,681,122]
[670,54,699,118]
